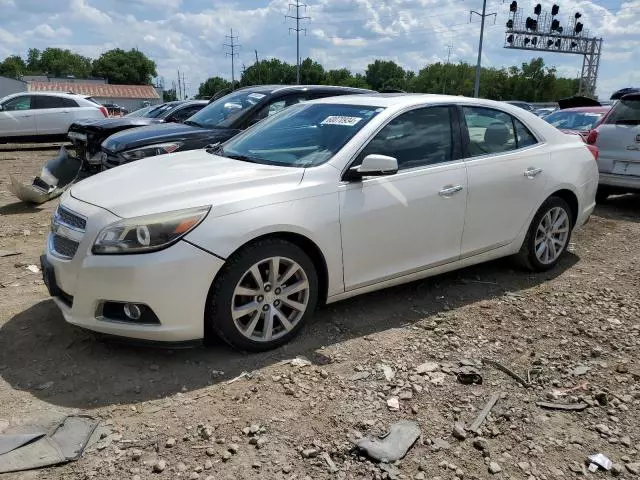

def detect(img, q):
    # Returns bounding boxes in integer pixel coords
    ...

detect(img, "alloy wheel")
[231,256,310,342]
[534,206,570,264]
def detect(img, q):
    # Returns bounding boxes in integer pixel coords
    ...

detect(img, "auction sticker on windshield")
[321,116,363,126]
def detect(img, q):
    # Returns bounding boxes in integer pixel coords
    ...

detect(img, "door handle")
[524,167,543,178]
[439,185,463,197]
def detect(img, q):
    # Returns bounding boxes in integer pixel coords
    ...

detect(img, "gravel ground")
[0,145,639,480]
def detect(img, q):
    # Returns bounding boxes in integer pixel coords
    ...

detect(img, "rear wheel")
[516,196,573,271]
[206,238,318,351]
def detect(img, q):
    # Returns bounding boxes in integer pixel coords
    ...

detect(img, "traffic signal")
[551,4,559,15]
[555,39,561,47]
[507,34,514,43]
[547,39,554,46]
[524,37,531,45]
[575,12,582,19]
[534,3,542,15]
[551,19,560,31]
[575,22,583,33]
[506,19,514,29]
[532,37,538,45]
[525,17,538,30]
[570,41,578,48]
[510,1,518,12]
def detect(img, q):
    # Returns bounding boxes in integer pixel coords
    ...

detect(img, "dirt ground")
[1,145,639,480]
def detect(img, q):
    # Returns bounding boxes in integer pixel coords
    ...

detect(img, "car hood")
[558,96,601,109]
[101,123,238,153]
[70,149,305,218]
[69,117,163,134]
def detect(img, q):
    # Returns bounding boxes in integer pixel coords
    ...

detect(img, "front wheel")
[206,238,318,351]
[516,196,573,272]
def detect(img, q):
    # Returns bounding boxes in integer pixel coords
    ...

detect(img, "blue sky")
[0,0,637,98]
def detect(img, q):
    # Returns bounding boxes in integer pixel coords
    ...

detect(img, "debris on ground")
[536,400,589,411]
[0,250,21,258]
[468,392,501,434]
[355,420,421,462]
[482,358,531,387]
[588,453,613,472]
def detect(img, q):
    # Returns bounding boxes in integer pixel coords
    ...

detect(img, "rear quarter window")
[605,97,640,125]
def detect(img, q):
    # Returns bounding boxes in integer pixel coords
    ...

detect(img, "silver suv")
[591,93,640,202]
[0,92,107,141]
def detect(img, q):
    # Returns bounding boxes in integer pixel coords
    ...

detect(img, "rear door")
[0,95,36,137]
[459,105,548,256]
[33,95,73,135]
[596,95,640,176]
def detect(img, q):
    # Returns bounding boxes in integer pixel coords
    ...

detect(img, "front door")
[459,105,548,256]
[33,95,72,135]
[339,105,468,290]
[0,95,36,137]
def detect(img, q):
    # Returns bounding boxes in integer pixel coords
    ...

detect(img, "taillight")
[99,106,109,117]
[586,129,598,145]
[586,144,599,161]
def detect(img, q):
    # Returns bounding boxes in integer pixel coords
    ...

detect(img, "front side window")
[218,103,382,167]
[605,96,640,125]
[356,106,454,170]
[188,90,270,129]
[165,105,202,122]
[2,95,32,111]
[463,107,517,156]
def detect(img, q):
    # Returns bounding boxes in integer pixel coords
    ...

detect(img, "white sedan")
[42,94,599,350]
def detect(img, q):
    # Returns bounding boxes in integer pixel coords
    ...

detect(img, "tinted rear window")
[605,97,640,125]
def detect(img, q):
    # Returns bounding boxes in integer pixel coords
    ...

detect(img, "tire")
[206,238,319,351]
[516,196,574,272]
[595,187,611,204]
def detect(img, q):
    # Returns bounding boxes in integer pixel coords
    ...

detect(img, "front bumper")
[599,172,640,192]
[44,196,224,342]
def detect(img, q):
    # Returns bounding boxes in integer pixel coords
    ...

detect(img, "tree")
[37,48,92,77]
[299,58,325,85]
[365,60,407,91]
[241,58,296,86]
[26,48,40,72]
[163,89,178,102]
[92,49,157,85]
[0,55,26,78]
[197,77,232,99]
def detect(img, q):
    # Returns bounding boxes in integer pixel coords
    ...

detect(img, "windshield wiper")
[224,153,261,164]
[183,119,202,128]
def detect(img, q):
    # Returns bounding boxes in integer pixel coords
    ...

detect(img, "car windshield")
[187,90,269,129]
[604,97,640,125]
[545,110,605,131]
[125,105,157,118]
[217,103,383,167]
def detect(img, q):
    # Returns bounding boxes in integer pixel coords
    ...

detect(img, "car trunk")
[596,95,640,175]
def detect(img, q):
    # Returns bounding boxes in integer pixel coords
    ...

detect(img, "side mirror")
[348,154,398,180]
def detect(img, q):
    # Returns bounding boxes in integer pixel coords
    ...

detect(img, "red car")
[544,106,611,140]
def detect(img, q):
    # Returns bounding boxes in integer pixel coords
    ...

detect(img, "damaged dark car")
[100,84,372,169]
[10,100,208,204]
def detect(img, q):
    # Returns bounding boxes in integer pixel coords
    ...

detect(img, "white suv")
[0,92,108,141]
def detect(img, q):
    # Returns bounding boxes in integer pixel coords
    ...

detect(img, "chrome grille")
[52,235,80,258]
[57,206,87,230]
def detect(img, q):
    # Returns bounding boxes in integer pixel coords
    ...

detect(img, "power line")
[223,28,240,89]
[286,0,310,84]
[471,0,497,97]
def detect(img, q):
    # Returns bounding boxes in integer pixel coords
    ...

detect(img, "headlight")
[92,206,210,254]
[121,142,182,161]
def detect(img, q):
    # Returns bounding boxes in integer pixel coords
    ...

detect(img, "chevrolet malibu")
[42,94,599,351]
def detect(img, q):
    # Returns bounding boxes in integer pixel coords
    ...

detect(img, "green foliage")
[197,76,232,98]
[91,49,157,85]
[163,89,178,102]
[0,55,26,78]
[0,47,156,85]
[365,59,407,91]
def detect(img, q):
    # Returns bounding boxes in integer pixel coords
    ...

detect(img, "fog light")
[123,303,142,320]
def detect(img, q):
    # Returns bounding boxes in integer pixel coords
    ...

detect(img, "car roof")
[310,93,529,110]
[552,106,611,113]
[234,84,374,95]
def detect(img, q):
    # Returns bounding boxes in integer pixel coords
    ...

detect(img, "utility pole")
[182,71,186,99]
[286,1,310,84]
[470,0,496,98]
[255,49,262,84]
[443,44,453,94]
[223,28,240,90]
[177,68,182,100]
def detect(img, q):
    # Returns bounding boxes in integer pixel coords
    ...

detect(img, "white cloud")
[26,24,72,38]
